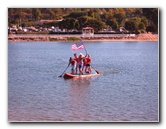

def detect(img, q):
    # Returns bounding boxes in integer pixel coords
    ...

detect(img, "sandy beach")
[8,33,158,42]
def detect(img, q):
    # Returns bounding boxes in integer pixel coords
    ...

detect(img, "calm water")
[8,41,158,122]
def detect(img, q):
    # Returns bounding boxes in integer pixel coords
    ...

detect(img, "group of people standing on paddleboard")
[68,53,92,75]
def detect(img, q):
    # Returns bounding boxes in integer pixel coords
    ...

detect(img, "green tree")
[32,8,41,20]
[151,8,158,32]
[125,8,135,17]
[142,8,154,20]
[74,21,80,30]
[125,20,138,33]
[142,8,158,32]
[52,8,63,19]
[22,8,32,14]
[106,18,118,30]
[77,16,90,29]
[146,26,156,33]
[113,12,125,26]
[8,8,15,26]
[100,11,112,22]
[85,18,106,32]
[135,8,142,16]
[46,9,55,19]
[58,18,77,30]
[141,16,148,27]
[138,22,145,30]
[66,11,88,18]
[11,8,23,27]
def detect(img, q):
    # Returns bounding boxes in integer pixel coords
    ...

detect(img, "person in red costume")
[68,57,76,74]
[73,53,79,74]
[85,54,92,74]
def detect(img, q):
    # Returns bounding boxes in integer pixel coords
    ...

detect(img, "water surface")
[8,41,158,121]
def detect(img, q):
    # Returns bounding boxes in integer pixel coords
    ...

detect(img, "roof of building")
[82,27,94,30]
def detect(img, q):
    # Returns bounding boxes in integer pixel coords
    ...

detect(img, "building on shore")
[82,27,94,37]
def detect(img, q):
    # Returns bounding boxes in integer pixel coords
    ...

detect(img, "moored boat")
[63,72,99,79]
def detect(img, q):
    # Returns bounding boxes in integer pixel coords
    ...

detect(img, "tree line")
[8,8,158,33]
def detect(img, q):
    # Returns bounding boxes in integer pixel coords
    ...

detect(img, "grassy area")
[16,31,49,34]
[67,37,80,41]
[49,37,58,41]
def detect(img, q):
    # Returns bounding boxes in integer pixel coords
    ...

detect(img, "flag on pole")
[71,40,84,51]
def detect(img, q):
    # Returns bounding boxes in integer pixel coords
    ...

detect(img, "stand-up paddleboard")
[63,72,99,79]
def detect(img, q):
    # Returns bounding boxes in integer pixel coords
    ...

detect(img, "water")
[8,41,158,122]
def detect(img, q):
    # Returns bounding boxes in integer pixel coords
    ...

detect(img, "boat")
[63,72,99,79]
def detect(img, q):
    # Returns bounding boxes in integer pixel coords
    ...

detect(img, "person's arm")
[68,58,71,66]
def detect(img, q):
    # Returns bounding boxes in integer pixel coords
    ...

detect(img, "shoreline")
[8,33,158,42]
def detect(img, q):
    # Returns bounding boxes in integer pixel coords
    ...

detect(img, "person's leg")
[89,66,92,74]
[79,65,83,75]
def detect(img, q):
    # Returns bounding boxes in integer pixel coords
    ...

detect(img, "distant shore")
[8,33,158,42]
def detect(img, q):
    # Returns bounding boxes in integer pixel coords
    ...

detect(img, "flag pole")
[80,37,99,74]
[80,38,88,55]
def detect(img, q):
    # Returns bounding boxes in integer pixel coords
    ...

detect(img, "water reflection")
[67,78,92,121]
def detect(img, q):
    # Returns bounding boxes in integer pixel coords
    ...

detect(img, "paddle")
[58,65,69,77]
[91,65,99,74]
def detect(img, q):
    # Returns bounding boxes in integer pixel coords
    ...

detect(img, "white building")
[82,27,94,37]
